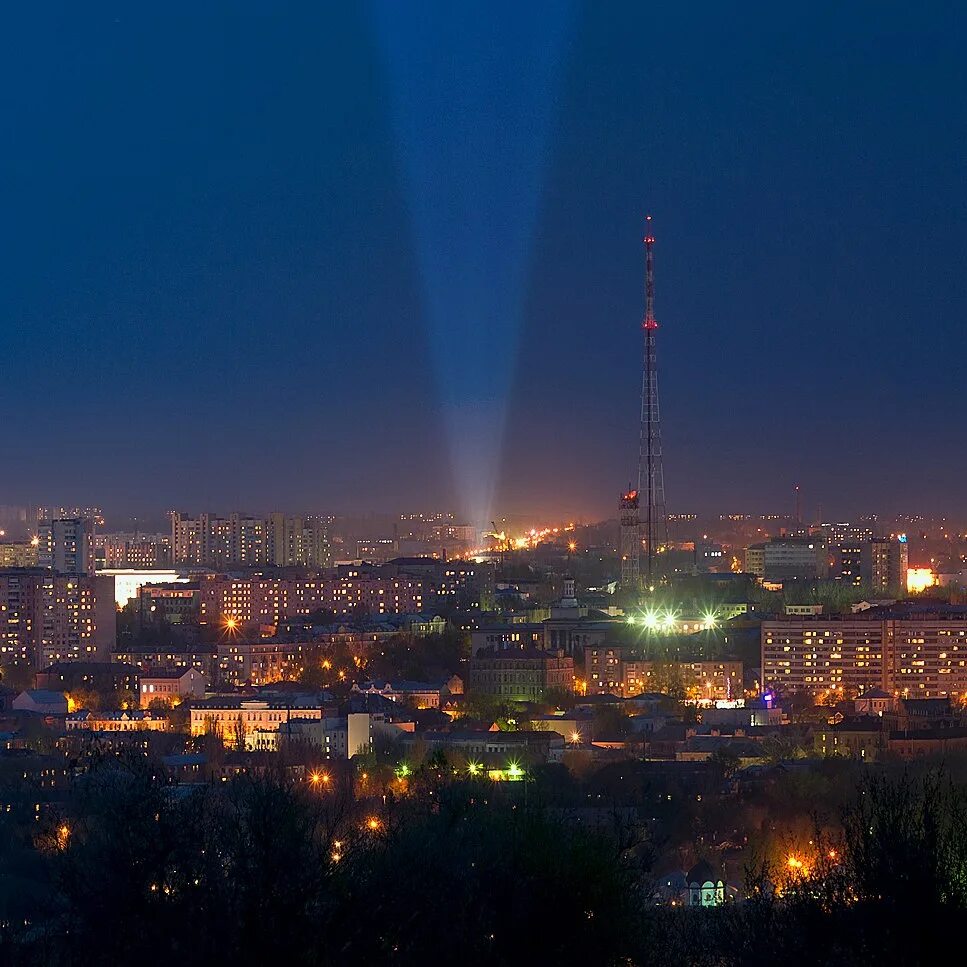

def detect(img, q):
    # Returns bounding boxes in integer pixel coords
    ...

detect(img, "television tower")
[639,216,667,588]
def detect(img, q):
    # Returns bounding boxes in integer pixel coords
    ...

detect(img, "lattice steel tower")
[639,216,667,588]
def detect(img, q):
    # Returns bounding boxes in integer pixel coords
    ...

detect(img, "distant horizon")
[2,501,961,538]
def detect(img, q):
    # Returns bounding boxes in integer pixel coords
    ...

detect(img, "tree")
[115,688,138,711]
[708,746,742,781]
[69,687,100,713]
[0,661,34,692]
[592,704,631,739]
[166,703,190,733]
[231,715,246,752]
[297,662,328,691]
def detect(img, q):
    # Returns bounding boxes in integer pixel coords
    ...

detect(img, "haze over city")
[4,2,967,523]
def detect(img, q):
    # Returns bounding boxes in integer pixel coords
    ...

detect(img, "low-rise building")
[468,647,574,702]
[586,646,742,701]
[13,689,68,715]
[189,695,327,745]
[138,668,209,707]
[112,648,217,678]
[66,709,168,732]
[352,677,462,709]
[283,712,372,759]
[36,661,139,696]
[401,728,565,765]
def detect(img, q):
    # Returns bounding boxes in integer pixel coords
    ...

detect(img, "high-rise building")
[98,532,171,569]
[268,514,332,568]
[834,543,865,586]
[745,537,828,582]
[171,511,331,569]
[762,603,967,698]
[38,518,94,576]
[821,520,877,546]
[2,569,116,668]
[0,568,46,665]
[39,573,116,665]
[170,513,207,565]
[864,536,908,594]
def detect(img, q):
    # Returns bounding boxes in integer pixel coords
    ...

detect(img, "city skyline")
[5,7,967,960]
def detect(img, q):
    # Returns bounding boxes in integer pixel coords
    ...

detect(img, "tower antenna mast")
[638,216,667,589]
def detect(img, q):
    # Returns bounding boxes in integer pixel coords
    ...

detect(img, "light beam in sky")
[371,0,575,530]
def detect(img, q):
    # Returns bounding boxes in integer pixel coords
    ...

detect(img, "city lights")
[6,4,964,958]
[907,567,936,594]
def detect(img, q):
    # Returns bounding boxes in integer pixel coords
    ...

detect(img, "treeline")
[1,761,965,965]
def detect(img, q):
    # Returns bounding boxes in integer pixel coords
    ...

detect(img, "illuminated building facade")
[0,568,46,665]
[39,574,116,665]
[585,646,742,700]
[99,533,171,568]
[138,667,208,707]
[763,604,967,698]
[217,640,311,685]
[196,560,488,626]
[189,696,327,743]
[834,543,864,585]
[820,520,876,546]
[0,542,40,568]
[745,543,765,577]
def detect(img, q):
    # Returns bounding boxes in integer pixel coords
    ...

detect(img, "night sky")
[3,2,966,524]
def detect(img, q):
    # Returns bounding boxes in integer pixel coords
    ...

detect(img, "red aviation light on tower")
[643,215,658,330]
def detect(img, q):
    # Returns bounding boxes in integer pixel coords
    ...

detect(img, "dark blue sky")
[3,2,966,523]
